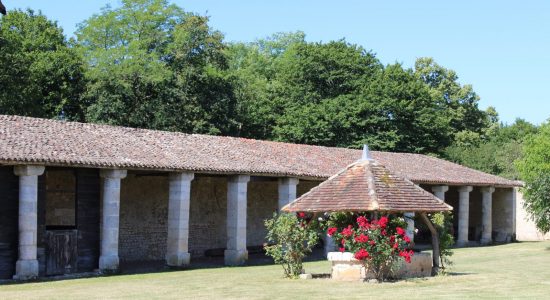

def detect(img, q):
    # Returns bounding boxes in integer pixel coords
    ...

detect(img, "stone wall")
[247,180,278,247]
[328,251,432,281]
[45,169,76,227]
[492,188,515,242]
[515,189,550,241]
[469,187,482,240]
[119,173,169,262]
[118,175,322,261]
[188,176,227,256]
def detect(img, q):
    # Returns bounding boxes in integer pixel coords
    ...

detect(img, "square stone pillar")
[13,165,45,280]
[278,177,299,210]
[480,186,495,245]
[404,212,415,243]
[431,185,449,202]
[99,169,127,272]
[457,186,473,247]
[225,175,250,266]
[166,172,194,267]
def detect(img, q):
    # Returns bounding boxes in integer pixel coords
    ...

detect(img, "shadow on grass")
[446,272,476,276]
[0,247,328,285]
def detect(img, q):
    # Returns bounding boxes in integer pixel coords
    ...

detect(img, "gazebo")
[282,146,452,275]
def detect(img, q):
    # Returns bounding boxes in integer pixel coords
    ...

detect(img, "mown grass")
[1,241,549,299]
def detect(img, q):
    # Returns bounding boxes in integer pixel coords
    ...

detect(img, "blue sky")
[9,0,550,125]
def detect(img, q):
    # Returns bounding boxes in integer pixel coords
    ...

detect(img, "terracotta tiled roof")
[282,159,453,213]
[0,115,521,187]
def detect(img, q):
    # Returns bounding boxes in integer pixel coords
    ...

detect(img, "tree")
[0,9,85,120]
[445,119,538,180]
[226,32,306,139]
[516,122,550,233]
[415,57,492,142]
[76,0,237,135]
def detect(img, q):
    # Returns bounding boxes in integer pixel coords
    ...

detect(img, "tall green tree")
[76,0,237,135]
[516,121,550,233]
[445,119,538,179]
[415,57,492,143]
[0,9,85,120]
[227,32,306,139]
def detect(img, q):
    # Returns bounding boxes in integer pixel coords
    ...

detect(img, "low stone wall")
[328,252,432,281]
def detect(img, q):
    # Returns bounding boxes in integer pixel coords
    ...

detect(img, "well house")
[0,115,521,280]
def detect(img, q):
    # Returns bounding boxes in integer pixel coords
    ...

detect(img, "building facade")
[0,115,522,280]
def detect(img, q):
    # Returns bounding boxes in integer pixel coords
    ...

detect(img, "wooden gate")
[46,230,78,276]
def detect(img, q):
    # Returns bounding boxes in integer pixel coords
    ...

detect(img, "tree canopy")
[76,0,237,135]
[0,1,517,159]
[0,9,85,120]
[516,122,550,233]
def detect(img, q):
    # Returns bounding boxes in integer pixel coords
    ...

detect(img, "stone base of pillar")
[480,238,492,245]
[99,255,119,272]
[13,259,38,280]
[224,249,248,266]
[166,252,191,267]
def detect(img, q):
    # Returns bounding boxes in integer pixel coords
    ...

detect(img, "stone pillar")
[99,169,127,272]
[432,185,449,202]
[166,172,194,267]
[278,177,299,210]
[457,186,473,247]
[13,165,45,280]
[225,175,250,266]
[404,212,415,243]
[480,186,495,245]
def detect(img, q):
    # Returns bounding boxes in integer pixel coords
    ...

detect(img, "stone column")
[166,172,194,267]
[13,165,45,280]
[432,185,449,202]
[278,177,299,210]
[99,169,127,272]
[404,212,415,243]
[457,186,473,247]
[225,175,250,266]
[480,186,495,245]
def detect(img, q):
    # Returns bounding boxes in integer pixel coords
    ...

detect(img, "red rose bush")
[327,215,413,281]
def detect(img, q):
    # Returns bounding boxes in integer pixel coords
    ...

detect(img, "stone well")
[328,251,432,281]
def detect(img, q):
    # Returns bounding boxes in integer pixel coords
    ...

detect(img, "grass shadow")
[446,272,476,276]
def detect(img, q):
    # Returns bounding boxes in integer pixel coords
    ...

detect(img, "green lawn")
[1,241,550,299]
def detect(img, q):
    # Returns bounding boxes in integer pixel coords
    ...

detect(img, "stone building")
[0,115,522,280]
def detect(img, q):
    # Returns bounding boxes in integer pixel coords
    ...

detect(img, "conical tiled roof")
[282,159,453,213]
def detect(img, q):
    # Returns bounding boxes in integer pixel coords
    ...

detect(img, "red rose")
[354,234,369,243]
[396,227,405,236]
[389,235,396,243]
[354,248,370,260]
[297,212,306,219]
[378,216,388,228]
[327,227,338,236]
[341,239,346,246]
[341,225,353,237]
[404,235,411,243]
[369,240,376,246]
[357,216,369,228]
[393,242,399,249]
[339,247,345,252]
[381,229,387,236]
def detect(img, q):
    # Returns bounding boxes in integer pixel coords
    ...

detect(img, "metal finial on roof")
[361,144,372,161]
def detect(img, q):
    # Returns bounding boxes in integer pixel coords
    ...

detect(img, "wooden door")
[46,230,78,275]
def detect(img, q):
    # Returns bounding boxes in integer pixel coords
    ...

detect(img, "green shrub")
[264,212,319,278]
[429,212,454,272]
